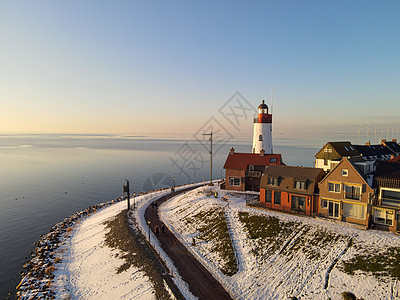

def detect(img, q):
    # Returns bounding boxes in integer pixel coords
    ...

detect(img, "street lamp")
[147,220,151,242]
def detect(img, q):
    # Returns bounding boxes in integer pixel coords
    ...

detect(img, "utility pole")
[202,132,213,186]
[123,179,130,210]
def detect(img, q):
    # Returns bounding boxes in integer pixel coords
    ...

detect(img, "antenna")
[271,87,274,115]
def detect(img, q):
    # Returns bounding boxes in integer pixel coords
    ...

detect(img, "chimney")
[391,155,395,160]
[260,149,265,156]
[366,141,371,146]
[382,139,386,143]
[229,147,235,155]
[393,139,397,143]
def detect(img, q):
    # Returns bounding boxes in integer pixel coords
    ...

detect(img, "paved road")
[145,187,233,300]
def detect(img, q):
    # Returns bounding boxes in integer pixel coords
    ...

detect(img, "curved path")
[144,186,233,300]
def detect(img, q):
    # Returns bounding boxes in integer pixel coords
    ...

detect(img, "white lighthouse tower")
[252,100,273,154]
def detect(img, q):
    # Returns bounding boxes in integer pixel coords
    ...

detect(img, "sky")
[1,1,399,139]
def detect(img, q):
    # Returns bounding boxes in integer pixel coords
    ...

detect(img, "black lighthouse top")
[258,100,268,110]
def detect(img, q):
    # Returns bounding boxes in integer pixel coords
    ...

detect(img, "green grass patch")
[184,206,238,276]
[238,212,299,257]
[341,246,400,279]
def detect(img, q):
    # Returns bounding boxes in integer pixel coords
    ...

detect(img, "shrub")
[342,291,356,300]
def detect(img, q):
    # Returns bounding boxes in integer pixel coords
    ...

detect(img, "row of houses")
[223,140,400,233]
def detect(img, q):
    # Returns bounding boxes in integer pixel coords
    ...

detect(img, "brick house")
[223,148,283,192]
[372,161,400,232]
[259,165,325,216]
[318,157,374,227]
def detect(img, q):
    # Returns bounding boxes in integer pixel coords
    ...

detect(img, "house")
[315,141,360,172]
[318,157,374,227]
[259,165,325,216]
[223,148,283,192]
[381,139,400,157]
[354,143,392,161]
[372,161,400,232]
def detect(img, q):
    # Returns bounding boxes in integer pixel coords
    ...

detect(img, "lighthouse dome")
[258,100,268,110]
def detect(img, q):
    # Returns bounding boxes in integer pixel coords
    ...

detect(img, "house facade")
[315,142,360,172]
[259,165,325,216]
[372,161,400,232]
[318,157,374,227]
[223,148,282,192]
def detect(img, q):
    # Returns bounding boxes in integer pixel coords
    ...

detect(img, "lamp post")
[133,192,136,210]
[202,132,213,186]
[147,220,151,242]
[123,180,130,210]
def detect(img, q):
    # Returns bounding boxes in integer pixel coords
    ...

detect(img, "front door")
[328,201,340,219]
[397,212,400,232]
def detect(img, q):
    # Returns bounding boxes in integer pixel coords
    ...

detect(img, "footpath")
[144,187,233,300]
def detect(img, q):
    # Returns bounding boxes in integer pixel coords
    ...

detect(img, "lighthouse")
[252,100,273,154]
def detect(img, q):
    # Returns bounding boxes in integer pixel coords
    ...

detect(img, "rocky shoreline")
[14,187,173,300]
[15,197,125,299]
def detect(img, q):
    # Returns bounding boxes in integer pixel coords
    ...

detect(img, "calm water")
[0,132,367,298]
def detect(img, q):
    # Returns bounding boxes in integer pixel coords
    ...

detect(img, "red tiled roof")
[389,155,400,163]
[223,152,282,170]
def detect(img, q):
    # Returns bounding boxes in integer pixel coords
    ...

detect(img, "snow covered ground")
[52,184,201,300]
[53,197,155,300]
[159,186,400,300]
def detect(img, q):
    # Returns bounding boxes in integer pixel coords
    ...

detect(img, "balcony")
[245,170,261,177]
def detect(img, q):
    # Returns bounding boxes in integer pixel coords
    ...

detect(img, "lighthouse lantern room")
[252,100,273,154]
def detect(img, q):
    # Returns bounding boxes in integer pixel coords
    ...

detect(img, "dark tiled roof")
[223,152,282,170]
[373,161,400,189]
[315,141,359,158]
[354,144,392,159]
[260,165,325,196]
[382,141,400,154]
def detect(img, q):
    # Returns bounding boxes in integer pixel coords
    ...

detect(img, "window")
[291,195,306,212]
[381,189,400,208]
[249,165,254,171]
[321,199,328,208]
[324,159,328,166]
[344,184,361,200]
[374,208,394,226]
[341,169,348,177]
[295,181,306,190]
[259,134,263,141]
[274,191,281,205]
[343,202,366,220]
[324,149,328,152]
[270,158,277,163]
[328,149,332,153]
[265,190,272,203]
[229,177,240,186]
[328,182,341,193]
[328,201,340,218]
[268,177,278,186]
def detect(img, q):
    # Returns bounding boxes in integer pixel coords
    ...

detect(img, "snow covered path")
[53,198,155,300]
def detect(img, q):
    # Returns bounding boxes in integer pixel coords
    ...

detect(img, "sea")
[0,132,372,298]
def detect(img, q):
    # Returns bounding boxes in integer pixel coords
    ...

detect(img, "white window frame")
[229,177,240,186]
[328,182,341,193]
[341,169,349,177]
[374,208,394,226]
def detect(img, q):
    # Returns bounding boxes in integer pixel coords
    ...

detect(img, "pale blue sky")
[1,1,399,137]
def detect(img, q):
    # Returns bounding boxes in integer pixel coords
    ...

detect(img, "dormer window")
[249,165,254,171]
[270,158,277,163]
[268,177,278,186]
[295,180,306,190]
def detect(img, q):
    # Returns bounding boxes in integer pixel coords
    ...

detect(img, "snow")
[51,182,400,300]
[159,185,400,300]
[53,198,154,300]
[53,183,202,300]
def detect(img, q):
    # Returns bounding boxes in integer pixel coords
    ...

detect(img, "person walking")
[155,225,160,235]
[161,224,165,234]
